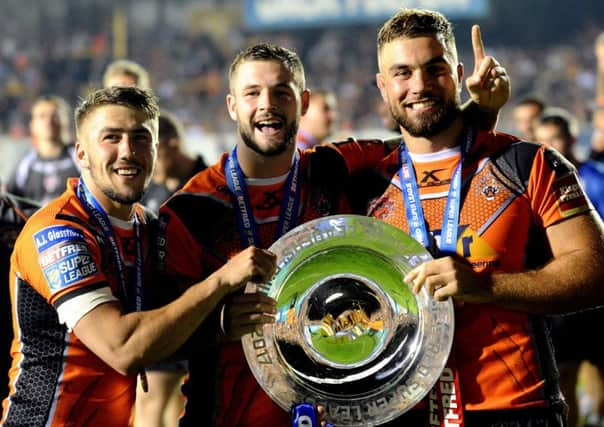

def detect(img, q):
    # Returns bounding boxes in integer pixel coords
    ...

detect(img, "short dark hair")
[228,43,305,92]
[158,110,184,143]
[377,8,457,63]
[515,96,546,112]
[75,86,159,136]
[32,95,71,117]
[537,107,578,140]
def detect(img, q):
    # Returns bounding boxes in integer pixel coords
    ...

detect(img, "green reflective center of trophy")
[276,246,418,368]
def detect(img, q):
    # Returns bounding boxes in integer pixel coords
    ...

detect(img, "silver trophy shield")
[242,215,454,426]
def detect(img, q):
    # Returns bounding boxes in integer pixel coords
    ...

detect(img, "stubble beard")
[88,166,146,205]
[391,95,461,138]
[239,119,299,157]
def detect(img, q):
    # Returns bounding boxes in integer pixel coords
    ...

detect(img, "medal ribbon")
[225,146,301,248]
[76,178,148,390]
[397,129,473,426]
[397,129,472,255]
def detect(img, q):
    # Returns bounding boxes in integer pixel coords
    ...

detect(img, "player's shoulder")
[324,136,390,150]
[476,130,575,193]
[20,192,92,245]
[161,155,232,225]
[177,154,227,196]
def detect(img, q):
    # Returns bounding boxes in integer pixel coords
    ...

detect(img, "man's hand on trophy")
[404,255,493,304]
[220,292,277,341]
[214,246,277,293]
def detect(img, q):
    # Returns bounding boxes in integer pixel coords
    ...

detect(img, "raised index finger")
[472,24,486,71]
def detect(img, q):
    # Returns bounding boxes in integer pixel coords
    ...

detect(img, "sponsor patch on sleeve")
[552,174,590,218]
[33,225,99,292]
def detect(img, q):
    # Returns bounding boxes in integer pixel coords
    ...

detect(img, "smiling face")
[76,104,157,217]
[376,35,462,138]
[227,59,309,157]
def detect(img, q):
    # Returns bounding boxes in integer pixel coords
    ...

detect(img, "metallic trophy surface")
[242,215,454,426]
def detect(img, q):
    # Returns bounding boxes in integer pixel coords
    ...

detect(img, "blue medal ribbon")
[225,146,301,248]
[76,178,145,312]
[397,129,473,256]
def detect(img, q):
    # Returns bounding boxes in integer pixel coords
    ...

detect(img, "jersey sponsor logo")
[34,225,98,292]
[257,190,281,210]
[38,241,89,268]
[33,225,86,252]
[420,168,452,189]
[553,174,590,218]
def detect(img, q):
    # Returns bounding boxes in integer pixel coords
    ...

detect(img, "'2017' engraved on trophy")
[251,326,272,365]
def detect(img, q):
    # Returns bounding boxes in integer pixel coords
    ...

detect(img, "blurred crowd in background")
[0,0,603,176]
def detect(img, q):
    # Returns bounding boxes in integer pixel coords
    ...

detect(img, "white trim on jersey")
[56,286,118,330]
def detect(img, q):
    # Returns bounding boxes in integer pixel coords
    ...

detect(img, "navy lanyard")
[225,146,301,248]
[76,178,144,312]
[397,130,473,256]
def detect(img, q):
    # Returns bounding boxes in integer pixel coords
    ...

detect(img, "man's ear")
[75,140,89,169]
[376,73,388,103]
[457,63,464,92]
[300,89,311,116]
[226,94,237,121]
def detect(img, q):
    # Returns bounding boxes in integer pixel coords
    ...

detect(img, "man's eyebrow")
[99,127,151,134]
[388,55,448,72]
[241,82,293,90]
[424,56,449,66]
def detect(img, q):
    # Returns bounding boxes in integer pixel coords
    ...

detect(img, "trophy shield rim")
[242,214,454,426]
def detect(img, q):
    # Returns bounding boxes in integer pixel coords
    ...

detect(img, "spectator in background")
[5,95,79,205]
[534,107,580,165]
[595,33,604,105]
[580,107,604,217]
[376,96,401,135]
[296,88,338,149]
[141,111,207,213]
[103,59,151,90]
[512,96,545,141]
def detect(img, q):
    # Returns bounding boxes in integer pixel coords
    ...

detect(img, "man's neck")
[401,116,465,154]
[36,139,64,159]
[81,174,135,221]
[235,144,295,179]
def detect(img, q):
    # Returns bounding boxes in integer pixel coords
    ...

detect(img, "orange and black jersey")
[337,130,591,413]
[0,194,40,403]
[158,144,389,426]
[2,179,156,427]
